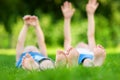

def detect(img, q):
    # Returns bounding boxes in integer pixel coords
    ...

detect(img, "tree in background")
[0,0,120,48]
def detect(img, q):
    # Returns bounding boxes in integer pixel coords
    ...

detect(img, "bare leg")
[22,53,39,70]
[55,50,67,67]
[93,45,106,66]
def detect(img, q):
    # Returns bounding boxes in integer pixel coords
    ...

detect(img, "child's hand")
[30,16,39,27]
[23,15,39,27]
[86,0,99,15]
[61,1,75,19]
[23,15,31,26]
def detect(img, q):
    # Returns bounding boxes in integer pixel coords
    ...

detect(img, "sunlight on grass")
[106,47,120,54]
[0,49,15,55]
[0,47,119,55]
[0,47,63,55]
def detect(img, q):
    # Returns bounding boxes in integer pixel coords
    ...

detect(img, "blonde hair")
[24,46,39,52]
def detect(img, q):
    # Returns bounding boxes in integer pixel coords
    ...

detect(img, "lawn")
[0,48,120,80]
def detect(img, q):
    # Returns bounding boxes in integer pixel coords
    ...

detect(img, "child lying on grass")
[16,15,63,70]
[55,0,106,67]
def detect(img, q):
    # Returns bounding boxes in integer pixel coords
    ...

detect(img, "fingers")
[89,0,97,4]
[64,1,69,8]
[23,15,39,26]
[88,0,98,5]
[92,0,97,5]
[61,5,64,11]
[68,2,72,9]
[31,15,38,20]
[23,15,31,21]
[95,2,99,9]
[30,16,39,24]
[61,1,73,10]
[61,1,68,11]
[88,0,92,4]
[23,15,38,20]
[72,8,75,13]
[87,0,99,13]
[88,0,95,4]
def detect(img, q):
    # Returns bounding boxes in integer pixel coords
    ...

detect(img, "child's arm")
[61,1,75,50]
[86,0,99,51]
[31,16,47,56]
[16,15,30,61]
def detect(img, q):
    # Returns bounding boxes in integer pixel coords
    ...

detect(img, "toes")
[57,50,65,55]
[25,53,31,58]
[23,15,31,20]
[22,57,27,69]
[66,47,73,54]
[22,57,25,66]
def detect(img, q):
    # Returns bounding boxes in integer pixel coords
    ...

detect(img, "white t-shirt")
[76,48,94,55]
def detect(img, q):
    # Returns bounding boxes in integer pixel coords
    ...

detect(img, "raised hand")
[61,1,75,19]
[30,16,39,27]
[86,0,99,14]
[23,15,39,27]
[23,15,31,26]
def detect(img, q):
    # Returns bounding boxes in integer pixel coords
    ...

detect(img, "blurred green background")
[0,0,120,49]
[0,0,120,79]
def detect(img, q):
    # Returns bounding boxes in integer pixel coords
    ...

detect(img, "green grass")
[0,48,120,80]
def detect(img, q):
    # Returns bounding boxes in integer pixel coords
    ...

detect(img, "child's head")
[24,46,39,52]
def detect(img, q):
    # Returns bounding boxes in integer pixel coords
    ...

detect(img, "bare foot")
[67,48,79,67]
[93,45,106,66]
[22,53,39,70]
[55,50,67,67]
